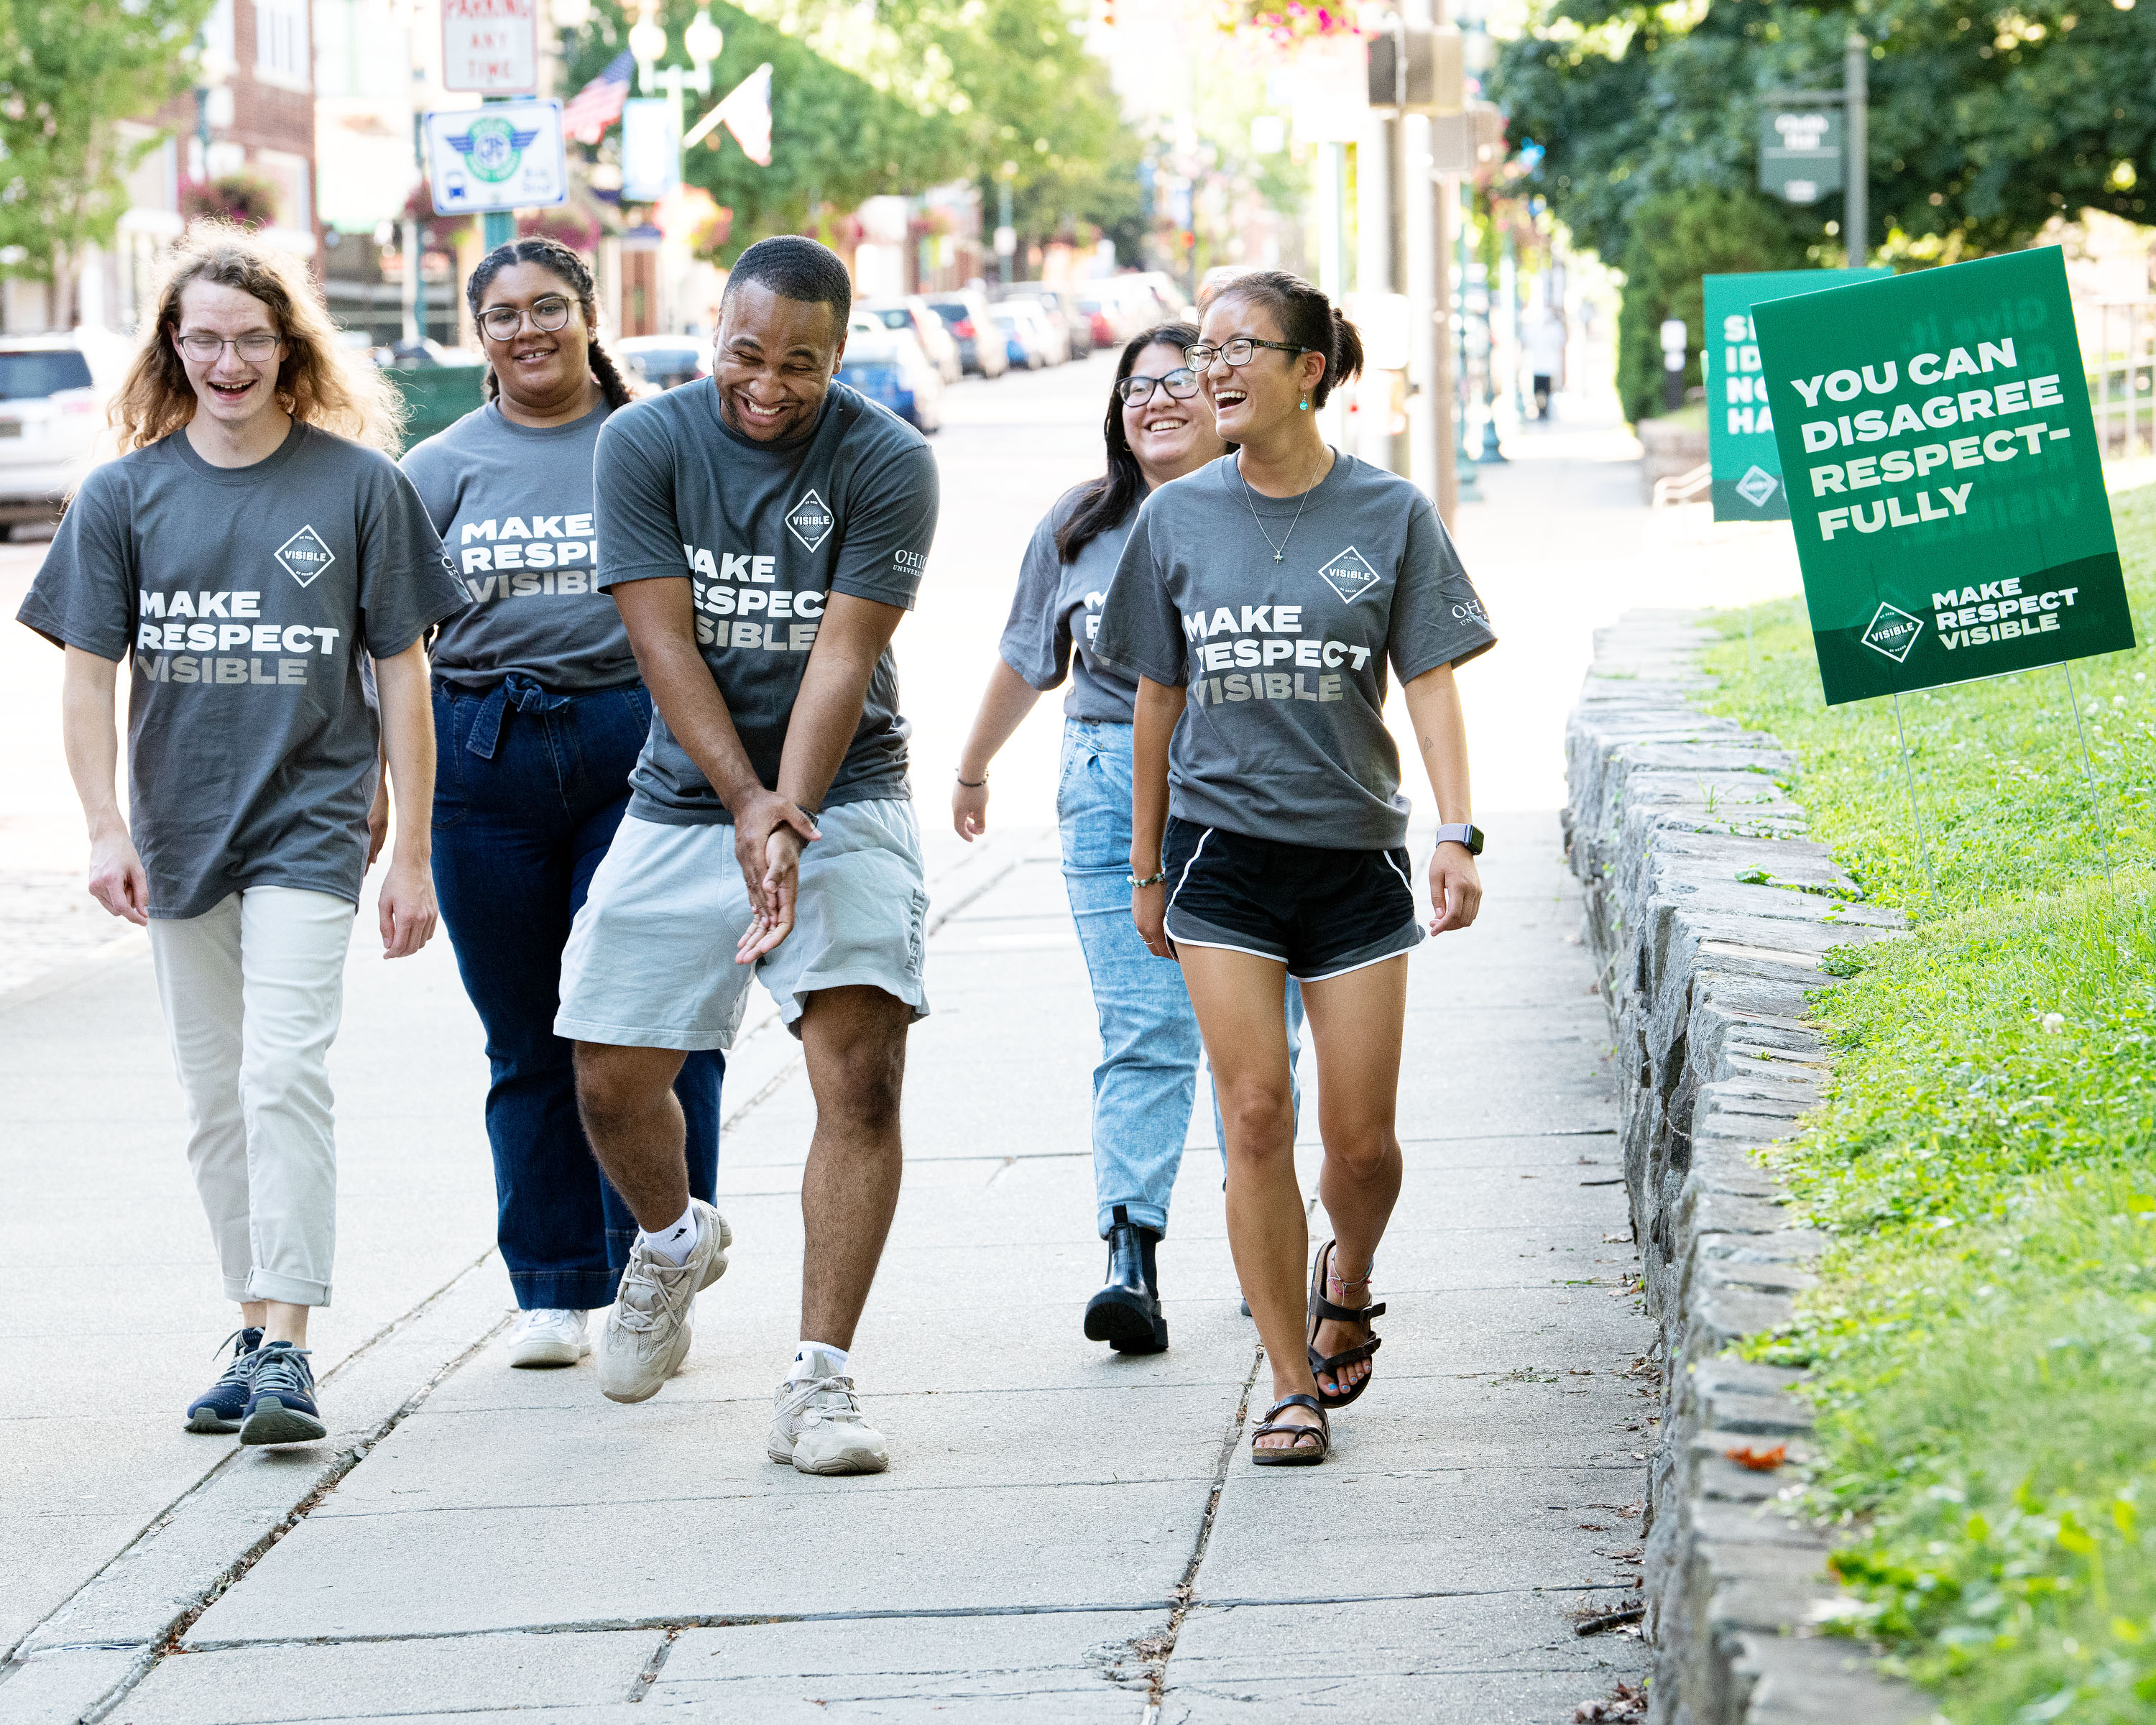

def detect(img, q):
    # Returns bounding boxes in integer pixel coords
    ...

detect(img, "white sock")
[790,1340,849,1384]
[640,1203,699,1266]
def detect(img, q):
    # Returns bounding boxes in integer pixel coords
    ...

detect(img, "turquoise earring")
[1299,398,1309,411]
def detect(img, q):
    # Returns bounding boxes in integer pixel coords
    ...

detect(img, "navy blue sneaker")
[185,1328,263,1434]
[239,1342,326,1446]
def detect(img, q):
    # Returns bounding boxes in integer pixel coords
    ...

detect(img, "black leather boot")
[1084,1205,1168,1353]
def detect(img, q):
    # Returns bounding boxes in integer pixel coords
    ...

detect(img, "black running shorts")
[1161,816,1424,981]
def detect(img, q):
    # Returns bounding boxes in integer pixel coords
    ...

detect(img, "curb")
[1562,609,1930,1725]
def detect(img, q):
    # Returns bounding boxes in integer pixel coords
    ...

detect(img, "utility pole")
[1403,0,1437,506]
[1843,32,1868,266]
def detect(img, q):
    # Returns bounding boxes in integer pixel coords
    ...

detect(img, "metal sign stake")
[2060,657,2116,887]
[1889,691,1941,906]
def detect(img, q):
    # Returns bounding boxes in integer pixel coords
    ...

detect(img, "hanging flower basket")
[182,171,282,229]
[518,206,603,252]
[1213,0,1361,45]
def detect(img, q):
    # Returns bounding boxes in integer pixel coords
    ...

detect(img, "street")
[0,356,1799,1721]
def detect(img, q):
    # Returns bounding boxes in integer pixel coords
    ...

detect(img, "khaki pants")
[149,886,356,1306]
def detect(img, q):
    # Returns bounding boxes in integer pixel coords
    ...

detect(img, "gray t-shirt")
[1093,451,1496,851]
[401,399,632,690]
[999,487,1140,723]
[17,422,467,919]
[595,378,938,824]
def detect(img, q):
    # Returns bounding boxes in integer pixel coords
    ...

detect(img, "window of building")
[254,0,311,89]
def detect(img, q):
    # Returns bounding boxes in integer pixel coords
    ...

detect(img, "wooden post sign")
[1752,247,2136,704]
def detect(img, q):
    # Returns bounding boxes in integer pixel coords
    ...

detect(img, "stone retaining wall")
[1561,610,1930,1725]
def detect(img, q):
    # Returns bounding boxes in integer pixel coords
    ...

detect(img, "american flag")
[561,50,635,144]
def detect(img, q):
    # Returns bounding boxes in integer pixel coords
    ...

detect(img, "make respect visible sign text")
[1752,247,2135,704]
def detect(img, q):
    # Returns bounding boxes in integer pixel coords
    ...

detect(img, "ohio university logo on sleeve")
[275,527,336,588]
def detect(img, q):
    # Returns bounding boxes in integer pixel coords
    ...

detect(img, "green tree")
[1493,0,2156,272]
[0,0,216,321]
[1613,187,1808,423]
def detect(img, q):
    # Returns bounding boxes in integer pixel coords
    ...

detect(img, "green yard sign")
[1752,247,2135,705]
[1705,269,1886,522]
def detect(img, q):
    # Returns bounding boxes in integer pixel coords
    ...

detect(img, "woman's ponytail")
[1328,306,1365,398]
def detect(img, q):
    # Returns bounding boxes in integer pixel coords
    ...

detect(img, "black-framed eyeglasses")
[1115,367,1200,405]
[177,331,282,362]
[477,296,575,341]
[1184,336,1307,369]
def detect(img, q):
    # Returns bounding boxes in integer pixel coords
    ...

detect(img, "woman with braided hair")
[402,237,723,1367]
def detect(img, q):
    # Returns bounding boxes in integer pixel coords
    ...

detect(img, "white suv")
[0,335,115,538]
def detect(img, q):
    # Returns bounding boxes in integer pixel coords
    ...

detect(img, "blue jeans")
[1058,717,1302,1240]
[431,676,723,1310]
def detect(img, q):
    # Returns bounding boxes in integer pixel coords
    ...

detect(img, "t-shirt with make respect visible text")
[594,378,938,824]
[15,421,468,918]
[401,398,633,690]
[999,488,1141,723]
[1092,450,1496,852]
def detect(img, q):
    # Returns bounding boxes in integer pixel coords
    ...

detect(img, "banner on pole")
[423,100,566,215]
[620,99,680,203]
[1704,269,1885,521]
[1758,106,1841,205]
[1753,247,2135,705]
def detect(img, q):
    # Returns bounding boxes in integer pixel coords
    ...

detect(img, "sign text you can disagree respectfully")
[1752,247,2134,704]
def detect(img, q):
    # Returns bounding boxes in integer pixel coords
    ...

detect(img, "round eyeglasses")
[1184,336,1307,369]
[177,332,282,362]
[477,296,575,342]
[1115,367,1201,405]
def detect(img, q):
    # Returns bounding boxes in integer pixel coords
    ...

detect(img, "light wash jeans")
[1058,717,1302,1240]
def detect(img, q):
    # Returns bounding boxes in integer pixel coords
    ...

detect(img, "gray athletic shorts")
[555,799,929,1052]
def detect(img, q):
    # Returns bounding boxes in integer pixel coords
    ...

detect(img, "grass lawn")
[1699,484,2156,1724]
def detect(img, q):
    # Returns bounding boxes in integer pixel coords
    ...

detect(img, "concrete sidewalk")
[2,812,1652,1723]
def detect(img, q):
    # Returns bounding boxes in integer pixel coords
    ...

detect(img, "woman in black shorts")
[1094,270,1496,1465]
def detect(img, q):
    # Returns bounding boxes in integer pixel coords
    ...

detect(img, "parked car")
[986,302,1046,370]
[996,297,1071,367]
[0,335,115,538]
[922,291,1008,378]
[839,318,944,433]
[857,297,962,384]
[614,336,709,391]
[1018,288,1092,359]
[1074,294,1127,350]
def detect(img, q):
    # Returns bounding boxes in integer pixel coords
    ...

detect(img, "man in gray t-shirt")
[553,236,939,1473]
[1095,450,1495,852]
[998,492,1140,720]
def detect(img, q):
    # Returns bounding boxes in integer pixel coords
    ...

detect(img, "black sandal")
[1249,1393,1330,1466]
[1307,1239,1383,1409]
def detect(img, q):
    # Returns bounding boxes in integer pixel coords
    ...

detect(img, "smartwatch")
[1434,822,1485,856]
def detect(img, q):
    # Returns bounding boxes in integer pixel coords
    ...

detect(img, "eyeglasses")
[1184,336,1307,369]
[478,296,575,341]
[176,332,282,362]
[1115,367,1200,405]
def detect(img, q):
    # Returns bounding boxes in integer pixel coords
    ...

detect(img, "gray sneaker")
[596,1199,731,1404]
[768,1374,890,1475]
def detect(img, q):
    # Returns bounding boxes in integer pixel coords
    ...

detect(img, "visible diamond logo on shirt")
[275,526,336,588]
[1735,464,1780,508]
[1861,602,1924,663]
[1316,546,1381,605]
[786,490,834,553]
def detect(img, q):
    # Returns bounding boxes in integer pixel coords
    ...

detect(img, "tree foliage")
[1492,0,2156,273]
[0,0,216,309]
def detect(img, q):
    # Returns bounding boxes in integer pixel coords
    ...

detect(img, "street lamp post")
[632,4,723,147]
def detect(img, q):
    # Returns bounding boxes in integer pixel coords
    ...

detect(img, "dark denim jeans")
[431,676,722,1310]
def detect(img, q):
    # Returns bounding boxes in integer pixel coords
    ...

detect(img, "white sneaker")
[768,1374,890,1475]
[595,1199,732,1404]
[508,1308,590,1368]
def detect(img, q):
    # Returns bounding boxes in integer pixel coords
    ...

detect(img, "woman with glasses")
[18,224,464,1445]
[400,237,722,1368]
[1095,272,1496,1465]
[953,324,1301,1356]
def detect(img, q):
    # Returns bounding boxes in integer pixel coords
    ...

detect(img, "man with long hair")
[556,235,939,1475]
[17,224,467,1445]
